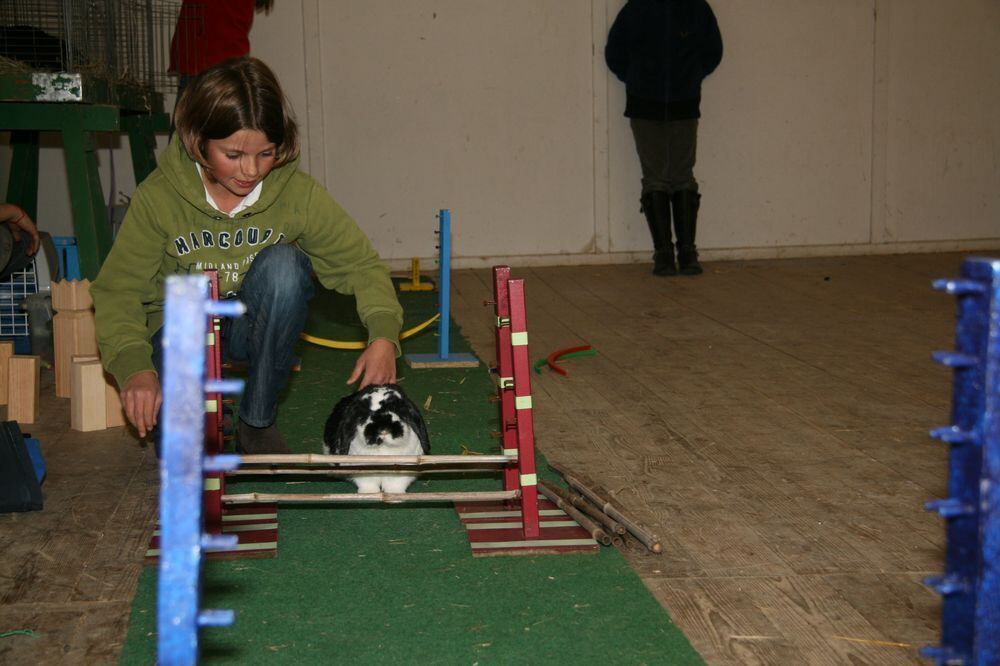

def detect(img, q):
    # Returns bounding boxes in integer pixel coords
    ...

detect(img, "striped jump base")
[145,504,279,563]
[455,498,599,557]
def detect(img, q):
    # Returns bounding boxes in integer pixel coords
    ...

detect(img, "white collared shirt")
[196,163,263,218]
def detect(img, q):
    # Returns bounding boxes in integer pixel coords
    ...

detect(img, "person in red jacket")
[169,0,274,95]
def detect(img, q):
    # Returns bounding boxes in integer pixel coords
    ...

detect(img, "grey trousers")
[629,118,699,195]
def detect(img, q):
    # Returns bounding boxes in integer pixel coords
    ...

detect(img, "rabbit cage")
[0,0,180,108]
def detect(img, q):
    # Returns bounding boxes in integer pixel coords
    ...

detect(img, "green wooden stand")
[1,73,169,279]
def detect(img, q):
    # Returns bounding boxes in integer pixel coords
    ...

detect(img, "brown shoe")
[236,419,291,454]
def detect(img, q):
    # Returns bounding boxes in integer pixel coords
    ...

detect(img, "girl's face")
[201,129,277,207]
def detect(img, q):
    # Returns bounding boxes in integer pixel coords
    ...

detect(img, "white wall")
[314,1,596,263]
[669,1,876,251]
[6,0,1000,268]
[875,0,1000,244]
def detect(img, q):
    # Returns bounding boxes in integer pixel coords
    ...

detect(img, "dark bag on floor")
[0,421,43,512]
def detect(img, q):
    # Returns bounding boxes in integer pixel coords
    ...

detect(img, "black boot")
[672,189,703,275]
[641,191,676,276]
[237,419,291,454]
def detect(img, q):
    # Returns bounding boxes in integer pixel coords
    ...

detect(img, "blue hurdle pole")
[157,275,244,665]
[438,209,451,360]
[924,257,1000,666]
[404,209,478,368]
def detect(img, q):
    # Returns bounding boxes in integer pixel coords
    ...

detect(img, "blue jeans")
[221,244,314,426]
[152,244,314,451]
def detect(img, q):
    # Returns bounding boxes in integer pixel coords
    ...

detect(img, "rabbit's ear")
[324,393,352,454]
[399,395,431,454]
[325,392,368,455]
[415,418,430,454]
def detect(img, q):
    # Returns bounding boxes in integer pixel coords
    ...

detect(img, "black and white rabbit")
[322,384,430,493]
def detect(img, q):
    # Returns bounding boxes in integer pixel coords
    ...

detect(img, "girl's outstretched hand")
[347,338,397,389]
[121,370,162,438]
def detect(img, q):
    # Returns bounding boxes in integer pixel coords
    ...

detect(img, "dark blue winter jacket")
[605,0,723,120]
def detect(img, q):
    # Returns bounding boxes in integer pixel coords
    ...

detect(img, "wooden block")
[54,310,98,398]
[105,373,126,428]
[8,355,40,424]
[71,359,107,432]
[0,341,13,406]
[70,354,125,427]
[51,279,94,312]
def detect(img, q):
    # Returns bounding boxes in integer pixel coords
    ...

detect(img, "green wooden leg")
[6,130,40,219]
[61,128,112,280]
[122,111,170,185]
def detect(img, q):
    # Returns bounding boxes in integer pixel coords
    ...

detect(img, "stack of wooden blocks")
[0,340,39,424]
[52,280,126,432]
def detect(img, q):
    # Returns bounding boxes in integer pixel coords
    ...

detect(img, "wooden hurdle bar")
[228,454,521,504]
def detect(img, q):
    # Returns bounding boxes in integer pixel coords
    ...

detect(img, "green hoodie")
[91,137,403,387]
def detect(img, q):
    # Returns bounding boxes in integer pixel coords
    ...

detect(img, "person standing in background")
[606,0,722,276]
[169,0,275,97]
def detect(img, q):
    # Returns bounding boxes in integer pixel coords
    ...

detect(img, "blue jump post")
[405,209,479,368]
[924,257,1000,666]
[157,275,245,665]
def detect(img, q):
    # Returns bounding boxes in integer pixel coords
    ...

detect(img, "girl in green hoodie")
[91,57,403,454]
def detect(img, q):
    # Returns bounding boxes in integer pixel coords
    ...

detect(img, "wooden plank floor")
[0,251,988,664]
[448,253,983,666]
[0,372,157,664]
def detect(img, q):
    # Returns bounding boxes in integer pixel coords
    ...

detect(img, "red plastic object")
[546,345,593,376]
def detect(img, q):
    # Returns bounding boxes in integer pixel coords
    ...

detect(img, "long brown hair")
[174,56,299,168]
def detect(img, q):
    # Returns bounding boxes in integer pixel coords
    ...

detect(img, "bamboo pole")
[536,483,612,547]
[227,467,504,477]
[547,461,662,554]
[238,453,515,466]
[222,490,519,505]
[539,479,627,537]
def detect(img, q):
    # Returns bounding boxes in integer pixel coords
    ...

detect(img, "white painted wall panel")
[879,0,1000,243]
[687,0,875,250]
[250,4,309,176]
[310,1,596,263]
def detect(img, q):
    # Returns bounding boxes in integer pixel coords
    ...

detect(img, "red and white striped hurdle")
[147,266,597,560]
